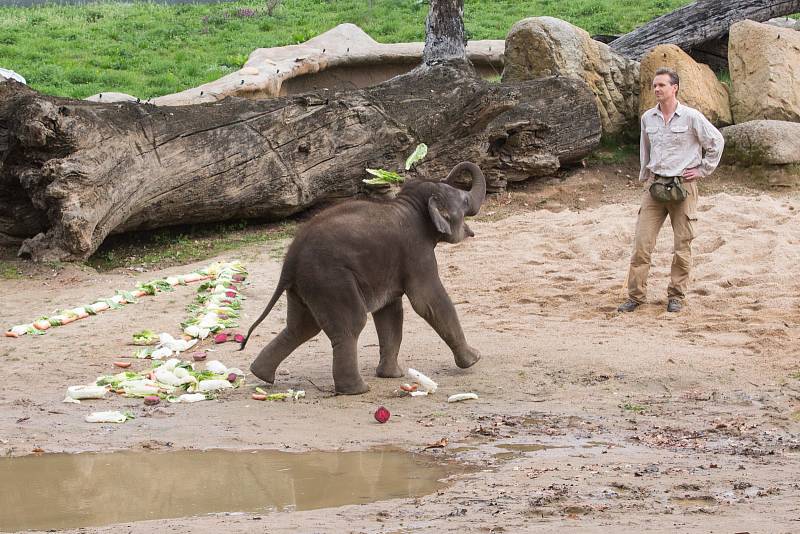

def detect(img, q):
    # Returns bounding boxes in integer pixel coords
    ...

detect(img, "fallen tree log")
[0,63,601,262]
[610,0,800,61]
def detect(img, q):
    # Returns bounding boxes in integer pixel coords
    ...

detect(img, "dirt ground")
[1,162,800,533]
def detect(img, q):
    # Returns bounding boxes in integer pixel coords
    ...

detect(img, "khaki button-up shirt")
[639,102,724,182]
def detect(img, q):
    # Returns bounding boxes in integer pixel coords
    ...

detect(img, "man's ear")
[427,196,452,235]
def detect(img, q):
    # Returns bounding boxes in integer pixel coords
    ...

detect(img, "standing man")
[618,67,724,313]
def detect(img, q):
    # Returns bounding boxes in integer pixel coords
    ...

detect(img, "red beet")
[192,351,207,361]
[225,290,237,298]
[143,396,160,406]
[374,406,390,424]
[213,333,228,344]
[233,333,245,344]
[227,372,238,383]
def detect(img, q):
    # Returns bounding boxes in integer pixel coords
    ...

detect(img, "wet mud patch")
[0,448,465,532]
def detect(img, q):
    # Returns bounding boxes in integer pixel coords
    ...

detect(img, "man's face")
[652,74,678,103]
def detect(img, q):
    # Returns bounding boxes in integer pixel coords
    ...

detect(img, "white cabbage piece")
[173,367,191,379]
[163,358,181,371]
[198,312,221,329]
[10,325,29,335]
[184,325,211,339]
[154,367,183,387]
[198,379,233,392]
[121,379,162,397]
[177,393,207,403]
[150,346,173,360]
[85,411,129,423]
[447,393,479,403]
[67,385,108,400]
[205,360,228,374]
[407,368,438,393]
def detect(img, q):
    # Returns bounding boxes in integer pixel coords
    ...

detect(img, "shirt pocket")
[645,126,660,145]
[669,124,689,144]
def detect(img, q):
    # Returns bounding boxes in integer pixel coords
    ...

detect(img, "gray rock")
[0,68,25,84]
[721,120,800,165]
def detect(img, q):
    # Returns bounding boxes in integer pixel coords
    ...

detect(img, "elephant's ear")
[427,196,452,236]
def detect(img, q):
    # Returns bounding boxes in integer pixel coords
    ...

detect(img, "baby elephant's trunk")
[444,162,486,216]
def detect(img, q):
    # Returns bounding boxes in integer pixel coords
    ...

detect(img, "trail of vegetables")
[4,261,244,337]
[48,260,276,423]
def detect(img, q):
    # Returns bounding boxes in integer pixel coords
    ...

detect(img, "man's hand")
[682,167,701,181]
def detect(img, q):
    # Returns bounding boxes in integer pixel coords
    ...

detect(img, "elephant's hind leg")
[250,291,320,384]
[312,292,370,395]
[373,299,404,378]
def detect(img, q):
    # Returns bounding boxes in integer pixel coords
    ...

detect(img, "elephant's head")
[424,162,486,244]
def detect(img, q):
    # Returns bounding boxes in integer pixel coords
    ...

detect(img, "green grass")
[0,261,22,279]
[620,402,646,413]
[1,0,692,99]
[87,219,296,271]
[588,133,640,164]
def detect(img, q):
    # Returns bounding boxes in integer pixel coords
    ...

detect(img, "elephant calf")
[240,162,486,394]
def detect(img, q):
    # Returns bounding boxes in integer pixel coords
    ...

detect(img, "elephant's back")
[287,199,405,283]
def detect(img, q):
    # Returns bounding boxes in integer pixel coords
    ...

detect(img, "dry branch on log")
[0,63,601,262]
[610,0,800,61]
[423,0,467,64]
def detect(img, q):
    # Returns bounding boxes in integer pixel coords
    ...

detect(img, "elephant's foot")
[376,361,404,378]
[334,377,371,395]
[454,346,481,369]
[249,360,277,384]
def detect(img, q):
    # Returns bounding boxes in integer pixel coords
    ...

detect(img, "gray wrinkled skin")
[241,162,486,394]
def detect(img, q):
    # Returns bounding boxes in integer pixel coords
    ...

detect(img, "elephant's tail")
[238,281,286,351]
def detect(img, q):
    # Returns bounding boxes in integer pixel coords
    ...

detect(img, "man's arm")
[694,113,725,177]
[639,115,652,182]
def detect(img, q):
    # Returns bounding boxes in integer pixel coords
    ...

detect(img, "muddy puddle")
[0,448,463,531]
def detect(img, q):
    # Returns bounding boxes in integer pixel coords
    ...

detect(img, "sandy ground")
[1,165,800,533]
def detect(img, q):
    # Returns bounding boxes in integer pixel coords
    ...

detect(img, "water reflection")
[0,448,460,531]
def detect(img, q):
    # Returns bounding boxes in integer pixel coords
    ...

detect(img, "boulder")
[729,20,800,123]
[721,120,800,165]
[764,17,800,31]
[639,45,731,126]
[85,92,138,103]
[501,17,639,135]
[0,68,25,84]
[146,24,504,106]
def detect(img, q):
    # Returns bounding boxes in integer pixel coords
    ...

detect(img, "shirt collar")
[652,100,683,118]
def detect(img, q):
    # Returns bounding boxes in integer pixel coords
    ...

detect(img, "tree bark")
[423,0,467,64]
[0,65,601,262]
[610,0,800,61]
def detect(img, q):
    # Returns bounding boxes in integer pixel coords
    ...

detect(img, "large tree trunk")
[610,0,800,61]
[0,64,601,262]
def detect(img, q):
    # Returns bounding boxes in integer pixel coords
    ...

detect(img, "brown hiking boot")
[617,299,641,312]
[667,298,682,313]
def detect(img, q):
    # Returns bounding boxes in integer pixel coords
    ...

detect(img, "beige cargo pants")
[626,179,698,303]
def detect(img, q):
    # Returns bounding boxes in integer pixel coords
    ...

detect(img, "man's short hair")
[654,67,679,87]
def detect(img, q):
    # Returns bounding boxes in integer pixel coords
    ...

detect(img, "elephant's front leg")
[407,276,481,369]
[373,299,404,378]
